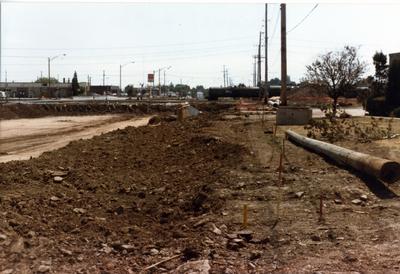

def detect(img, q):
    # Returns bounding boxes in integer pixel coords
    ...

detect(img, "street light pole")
[119,64,122,94]
[48,57,51,90]
[119,61,135,96]
[47,53,66,96]
[156,66,171,97]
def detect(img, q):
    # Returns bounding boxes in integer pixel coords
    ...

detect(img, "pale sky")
[1,1,400,88]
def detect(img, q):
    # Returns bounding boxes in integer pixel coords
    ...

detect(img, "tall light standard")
[156,66,171,96]
[48,53,66,93]
[119,61,135,96]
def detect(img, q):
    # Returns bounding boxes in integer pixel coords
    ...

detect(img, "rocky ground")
[1,107,400,273]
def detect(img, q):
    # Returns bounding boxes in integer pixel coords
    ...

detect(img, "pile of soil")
[0,103,175,120]
[0,115,246,273]
[2,109,400,273]
[288,86,357,107]
[0,102,234,120]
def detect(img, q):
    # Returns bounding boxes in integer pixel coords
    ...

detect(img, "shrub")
[366,96,388,116]
[390,107,400,118]
[386,60,400,108]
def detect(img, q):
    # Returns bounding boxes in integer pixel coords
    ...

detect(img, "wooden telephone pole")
[265,3,268,99]
[280,3,287,106]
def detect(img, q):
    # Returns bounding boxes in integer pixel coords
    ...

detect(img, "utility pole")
[158,68,161,96]
[119,61,135,96]
[0,2,2,83]
[257,32,262,87]
[280,3,287,106]
[253,56,257,87]
[87,75,90,95]
[48,57,51,91]
[223,65,226,87]
[163,70,166,86]
[103,70,105,86]
[153,70,155,89]
[265,3,268,99]
[226,69,229,87]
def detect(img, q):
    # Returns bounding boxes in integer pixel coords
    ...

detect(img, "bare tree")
[305,46,366,115]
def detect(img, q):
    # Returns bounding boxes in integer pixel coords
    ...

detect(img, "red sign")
[147,73,154,83]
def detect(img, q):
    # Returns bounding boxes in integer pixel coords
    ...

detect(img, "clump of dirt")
[0,114,246,273]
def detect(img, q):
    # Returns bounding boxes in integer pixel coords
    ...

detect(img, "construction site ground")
[1,104,400,273]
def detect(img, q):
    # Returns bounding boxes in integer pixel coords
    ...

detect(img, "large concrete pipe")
[286,130,400,184]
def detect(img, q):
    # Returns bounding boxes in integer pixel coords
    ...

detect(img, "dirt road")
[0,115,151,162]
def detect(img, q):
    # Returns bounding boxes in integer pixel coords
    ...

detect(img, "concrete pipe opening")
[380,161,400,184]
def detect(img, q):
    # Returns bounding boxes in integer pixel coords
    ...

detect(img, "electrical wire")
[269,5,280,45]
[4,35,255,51]
[287,4,319,34]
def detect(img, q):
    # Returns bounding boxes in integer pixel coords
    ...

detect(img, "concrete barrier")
[276,106,312,125]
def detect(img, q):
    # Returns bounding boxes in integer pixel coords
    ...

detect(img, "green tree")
[371,51,388,97]
[305,46,366,115]
[35,77,59,85]
[124,85,136,98]
[71,71,80,96]
[174,84,190,98]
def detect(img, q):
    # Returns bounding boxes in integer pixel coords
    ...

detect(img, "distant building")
[0,82,73,98]
[89,85,119,95]
[389,52,400,65]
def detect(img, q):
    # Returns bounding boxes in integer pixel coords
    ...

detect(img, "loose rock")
[53,176,64,183]
[174,259,210,274]
[351,199,362,205]
[37,265,51,273]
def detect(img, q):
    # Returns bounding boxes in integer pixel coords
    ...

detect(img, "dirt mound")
[0,115,246,273]
[0,103,175,120]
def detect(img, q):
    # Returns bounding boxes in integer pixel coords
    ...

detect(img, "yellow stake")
[243,204,248,228]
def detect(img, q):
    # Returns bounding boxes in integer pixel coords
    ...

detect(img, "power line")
[269,5,280,46]
[4,35,255,51]
[287,4,319,34]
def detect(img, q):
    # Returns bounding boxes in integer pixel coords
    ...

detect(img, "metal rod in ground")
[285,130,400,184]
[319,194,324,222]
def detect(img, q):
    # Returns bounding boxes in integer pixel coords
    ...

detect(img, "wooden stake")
[243,204,248,228]
[278,152,283,183]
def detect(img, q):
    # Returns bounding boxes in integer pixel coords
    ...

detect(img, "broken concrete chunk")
[50,196,60,201]
[53,176,64,183]
[351,199,362,205]
[174,259,210,274]
[73,208,86,214]
[149,248,159,255]
[334,199,343,204]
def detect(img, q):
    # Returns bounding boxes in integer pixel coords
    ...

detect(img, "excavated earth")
[1,107,400,273]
